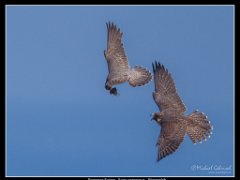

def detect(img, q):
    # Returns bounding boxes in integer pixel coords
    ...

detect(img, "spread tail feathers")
[186,110,213,144]
[128,66,152,87]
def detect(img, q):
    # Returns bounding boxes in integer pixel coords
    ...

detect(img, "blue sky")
[6,5,234,176]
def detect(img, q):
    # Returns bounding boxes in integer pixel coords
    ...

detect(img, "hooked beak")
[150,113,154,121]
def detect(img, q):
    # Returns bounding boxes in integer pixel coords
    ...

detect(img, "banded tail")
[128,66,152,87]
[186,110,213,144]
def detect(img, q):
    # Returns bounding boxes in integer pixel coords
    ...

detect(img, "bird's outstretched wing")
[152,61,186,113]
[104,22,129,84]
[157,120,186,161]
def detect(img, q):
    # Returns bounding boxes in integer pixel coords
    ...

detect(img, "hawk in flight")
[104,22,152,95]
[151,61,213,161]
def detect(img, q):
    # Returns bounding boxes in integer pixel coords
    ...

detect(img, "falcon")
[151,61,213,161]
[104,22,152,95]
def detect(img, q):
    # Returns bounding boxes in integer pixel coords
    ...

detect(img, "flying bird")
[151,61,213,161]
[104,22,152,95]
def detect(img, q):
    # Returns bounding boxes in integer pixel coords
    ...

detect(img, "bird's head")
[151,112,163,123]
[110,87,119,96]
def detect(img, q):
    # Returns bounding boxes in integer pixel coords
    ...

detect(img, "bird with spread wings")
[104,22,152,95]
[151,61,213,161]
